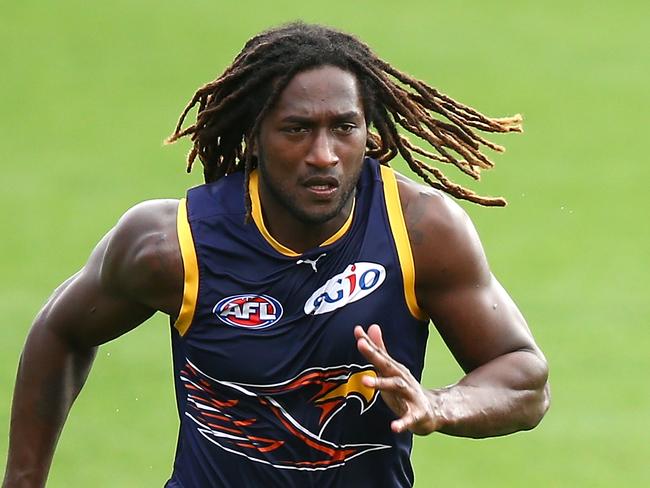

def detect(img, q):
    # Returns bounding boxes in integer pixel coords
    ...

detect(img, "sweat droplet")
[492,303,498,310]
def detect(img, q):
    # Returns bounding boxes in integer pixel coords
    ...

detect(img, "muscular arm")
[3,200,182,487]
[356,176,549,438]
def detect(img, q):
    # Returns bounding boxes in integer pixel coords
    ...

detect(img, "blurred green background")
[1,0,648,486]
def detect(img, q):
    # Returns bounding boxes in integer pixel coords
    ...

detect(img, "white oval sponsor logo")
[304,262,386,315]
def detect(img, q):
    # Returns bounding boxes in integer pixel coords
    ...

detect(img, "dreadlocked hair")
[166,21,522,216]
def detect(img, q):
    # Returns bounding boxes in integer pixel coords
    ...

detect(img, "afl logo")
[304,262,386,315]
[213,294,283,329]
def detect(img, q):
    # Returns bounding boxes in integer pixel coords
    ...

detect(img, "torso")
[164,159,429,488]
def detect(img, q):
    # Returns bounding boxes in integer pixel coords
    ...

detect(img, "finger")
[366,324,386,351]
[391,416,410,433]
[391,409,424,434]
[363,375,409,392]
[354,324,386,353]
[355,324,400,371]
[353,325,366,342]
[356,333,399,375]
[354,326,382,360]
[355,326,387,355]
[365,325,412,375]
[355,326,413,380]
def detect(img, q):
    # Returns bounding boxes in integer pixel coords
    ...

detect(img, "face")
[256,65,367,227]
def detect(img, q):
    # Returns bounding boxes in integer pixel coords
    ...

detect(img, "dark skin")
[255,66,367,249]
[3,201,181,487]
[3,66,549,487]
[355,178,550,436]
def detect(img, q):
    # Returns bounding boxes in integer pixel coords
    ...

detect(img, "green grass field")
[1,1,648,486]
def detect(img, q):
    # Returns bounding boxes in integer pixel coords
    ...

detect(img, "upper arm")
[35,199,183,349]
[398,177,543,374]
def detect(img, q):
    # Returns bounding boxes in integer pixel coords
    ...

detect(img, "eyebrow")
[280,111,363,123]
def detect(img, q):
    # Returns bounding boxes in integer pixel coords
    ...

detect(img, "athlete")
[3,22,549,487]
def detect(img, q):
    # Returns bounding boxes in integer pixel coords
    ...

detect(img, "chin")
[291,205,343,225]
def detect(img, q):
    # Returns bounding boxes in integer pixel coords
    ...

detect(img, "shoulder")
[101,199,183,314]
[394,172,491,291]
[108,199,180,242]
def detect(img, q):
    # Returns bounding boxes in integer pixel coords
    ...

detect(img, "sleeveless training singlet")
[165,158,429,487]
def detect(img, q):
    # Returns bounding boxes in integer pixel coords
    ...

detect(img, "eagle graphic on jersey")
[180,359,389,470]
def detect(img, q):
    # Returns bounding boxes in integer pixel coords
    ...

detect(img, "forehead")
[270,65,363,118]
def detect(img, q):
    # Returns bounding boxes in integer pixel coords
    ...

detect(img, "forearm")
[429,349,550,438]
[3,323,96,488]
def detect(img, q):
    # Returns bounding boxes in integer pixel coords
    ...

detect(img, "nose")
[305,129,339,168]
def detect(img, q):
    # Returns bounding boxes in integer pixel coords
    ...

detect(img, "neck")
[250,171,355,255]
[260,193,354,254]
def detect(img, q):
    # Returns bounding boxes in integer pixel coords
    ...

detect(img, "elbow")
[521,359,551,430]
[522,380,551,430]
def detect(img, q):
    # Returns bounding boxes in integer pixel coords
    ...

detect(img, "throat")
[249,170,356,255]
[261,199,354,254]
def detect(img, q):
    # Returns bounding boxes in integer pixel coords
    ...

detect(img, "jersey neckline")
[249,171,355,257]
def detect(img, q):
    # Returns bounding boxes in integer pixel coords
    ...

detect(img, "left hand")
[355,324,443,435]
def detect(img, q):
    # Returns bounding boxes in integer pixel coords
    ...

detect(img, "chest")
[176,167,428,386]
[185,235,407,377]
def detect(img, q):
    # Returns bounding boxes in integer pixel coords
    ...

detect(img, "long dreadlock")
[166,22,522,215]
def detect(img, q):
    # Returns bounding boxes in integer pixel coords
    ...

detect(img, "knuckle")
[396,362,410,375]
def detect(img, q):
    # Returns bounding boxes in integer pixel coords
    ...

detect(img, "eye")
[282,126,309,134]
[334,123,356,134]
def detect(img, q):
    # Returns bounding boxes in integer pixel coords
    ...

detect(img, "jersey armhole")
[173,198,199,336]
[380,166,429,322]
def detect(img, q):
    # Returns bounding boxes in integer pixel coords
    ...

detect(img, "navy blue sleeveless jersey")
[165,158,429,487]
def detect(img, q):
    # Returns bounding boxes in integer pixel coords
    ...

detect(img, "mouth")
[301,176,340,198]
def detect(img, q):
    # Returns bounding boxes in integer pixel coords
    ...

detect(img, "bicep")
[35,232,156,349]
[33,199,181,348]
[405,188,539,374]
[422,274,537,374]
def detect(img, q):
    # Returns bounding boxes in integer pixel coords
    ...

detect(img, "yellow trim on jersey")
[249,171,300,257]
[173,198,199,336]
[249,170,355,256]
[318,198,355,246]
[380,166,429,321]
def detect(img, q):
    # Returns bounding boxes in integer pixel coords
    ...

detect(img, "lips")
[301,175,339,198]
